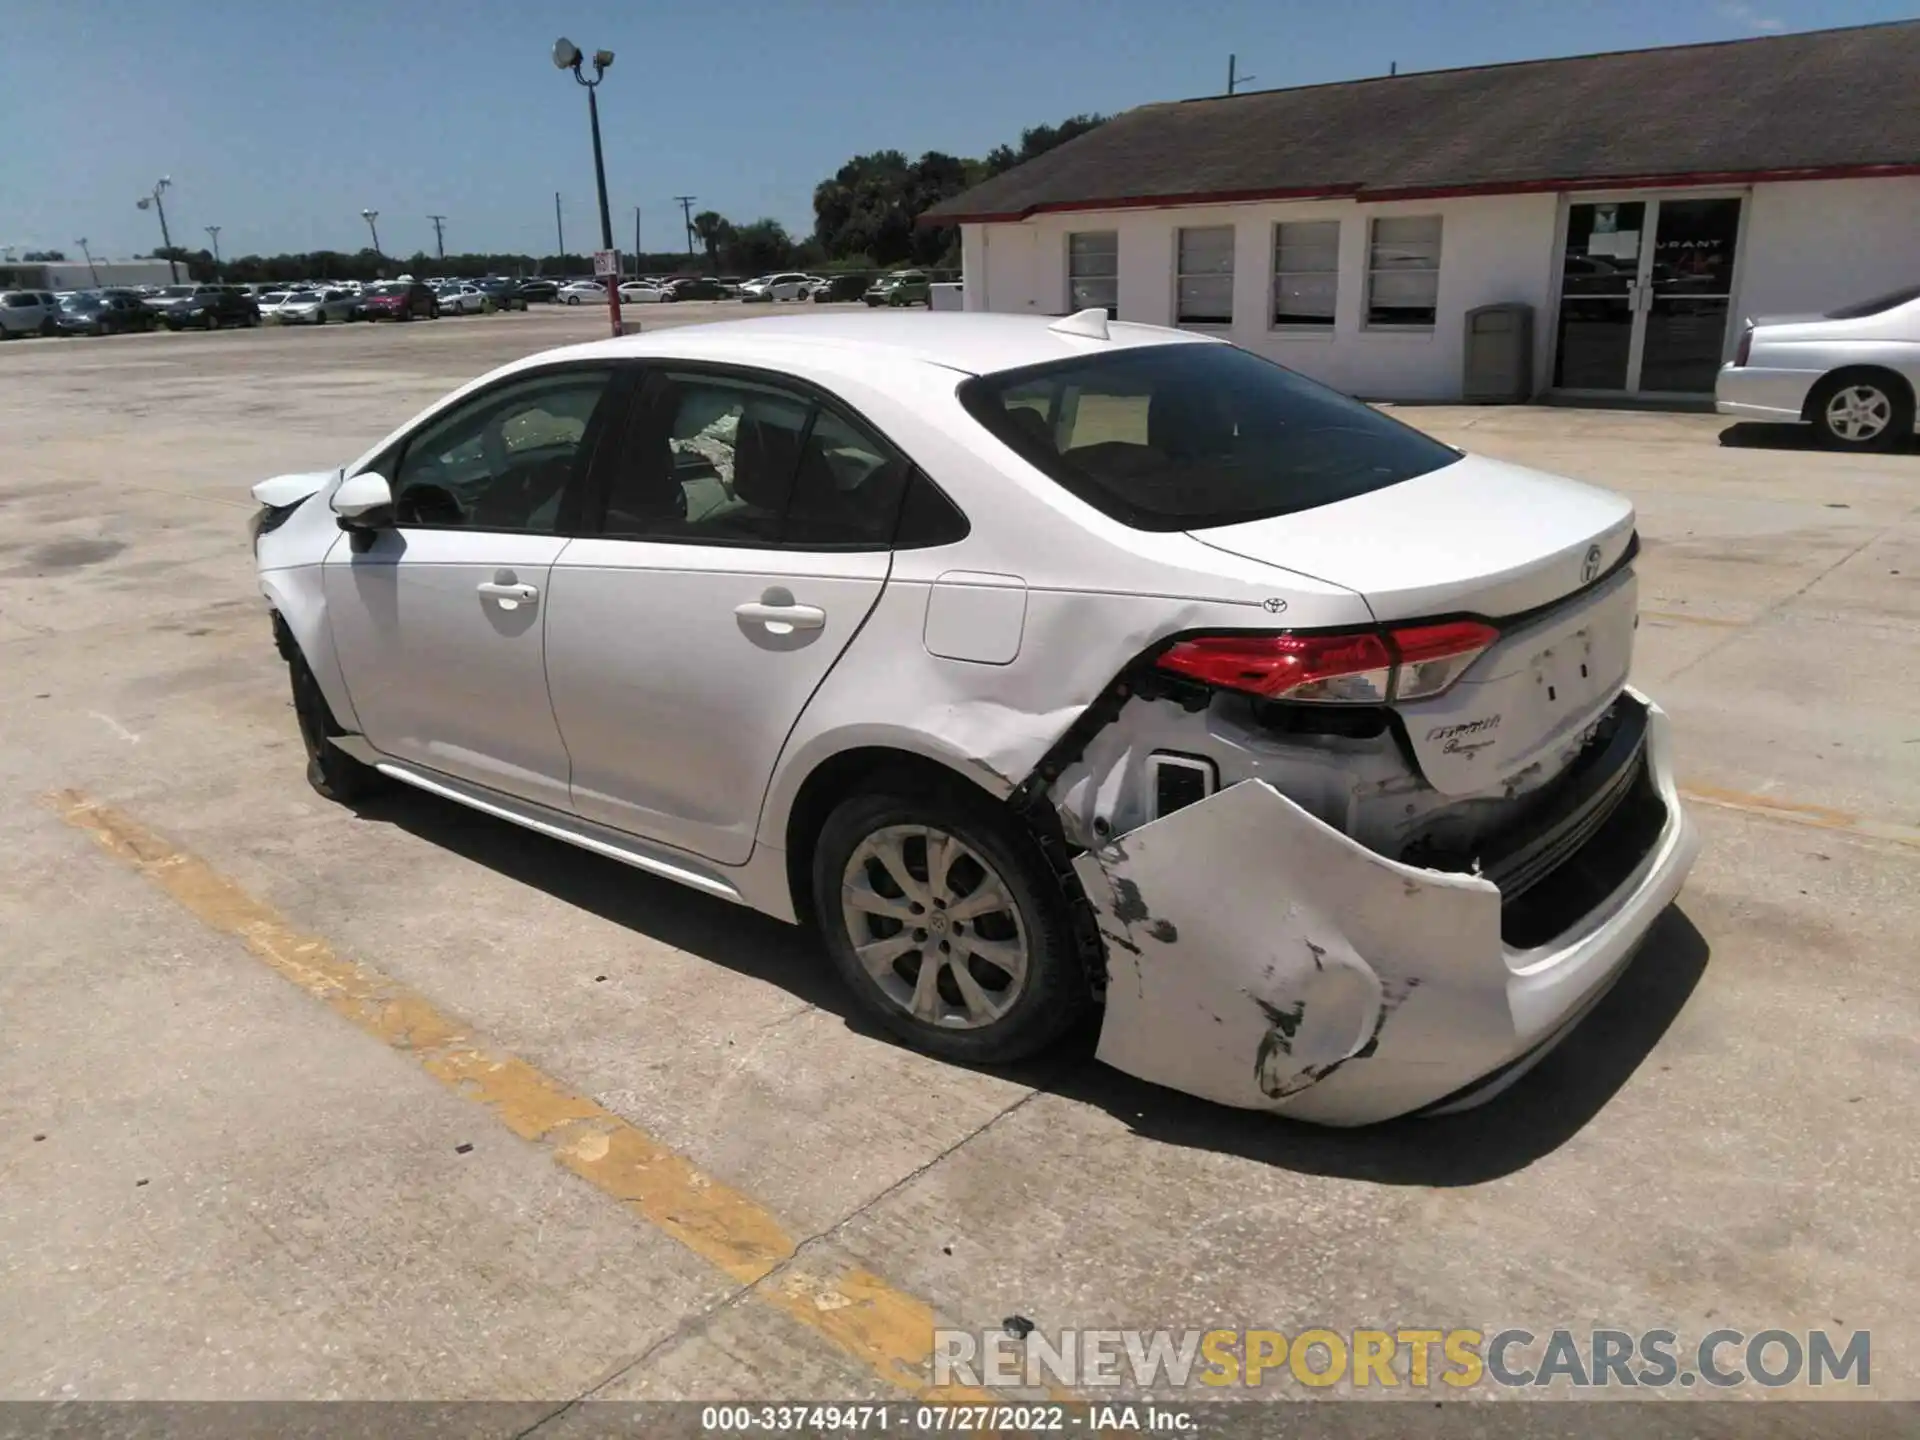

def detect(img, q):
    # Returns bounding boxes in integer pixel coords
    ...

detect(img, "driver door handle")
[734,600,826,630]
[478,581,539,603]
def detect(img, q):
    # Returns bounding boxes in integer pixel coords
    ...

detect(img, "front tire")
[1810,371,1913,452]
[811,786,1090,1065]
[289,650,387,803]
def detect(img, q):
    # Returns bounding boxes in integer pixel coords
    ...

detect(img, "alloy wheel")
[1825,385,1891,443]
[840,824,1030,1030]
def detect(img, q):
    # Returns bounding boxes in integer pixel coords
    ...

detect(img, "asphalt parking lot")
[1,304,1916,1415]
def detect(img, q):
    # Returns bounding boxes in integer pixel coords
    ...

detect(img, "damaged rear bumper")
[1070,688,1699,1126]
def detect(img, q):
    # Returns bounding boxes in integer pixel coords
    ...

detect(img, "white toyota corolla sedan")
[249,310,1699,1126]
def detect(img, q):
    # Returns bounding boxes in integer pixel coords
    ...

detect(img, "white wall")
[1733,177,1920,321]
[962,192,1560,400]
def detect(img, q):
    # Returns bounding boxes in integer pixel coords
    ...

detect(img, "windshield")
[285,291,317,301]
[367,283,407,296]
[1824,283,1920,320]
[958,343,1462,532]
[62,294,104,311]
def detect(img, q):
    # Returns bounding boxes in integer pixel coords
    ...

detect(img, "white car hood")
[1189,453,1636,623]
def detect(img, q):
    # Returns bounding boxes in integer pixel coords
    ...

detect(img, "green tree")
[720,219,796,275]
[691,210,735,266]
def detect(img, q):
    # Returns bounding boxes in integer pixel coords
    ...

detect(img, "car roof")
[550,311,1218,378]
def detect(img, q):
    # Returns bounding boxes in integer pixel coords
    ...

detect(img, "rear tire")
[810,785,1091,1065]
[1809,370,1913,452]
[289,649,388,803]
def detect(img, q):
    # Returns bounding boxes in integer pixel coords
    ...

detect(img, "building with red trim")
[922,21,1920,401]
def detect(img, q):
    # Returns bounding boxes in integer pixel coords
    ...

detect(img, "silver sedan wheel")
[840,825,1030,1030]
[1826,385,1892,443]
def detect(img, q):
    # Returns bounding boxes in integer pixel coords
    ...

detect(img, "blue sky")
[2,0,1910,261]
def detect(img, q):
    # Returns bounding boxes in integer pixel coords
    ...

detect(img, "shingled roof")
[924,21,1920,224]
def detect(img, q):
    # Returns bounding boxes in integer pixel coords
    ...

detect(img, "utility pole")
[1227,53,1255,95]
[555,191,565,277]
[633,207,643,278]
[428,214,447,259]
[675,195,697,256]
[76,237,99,287]
[204,225,221,268]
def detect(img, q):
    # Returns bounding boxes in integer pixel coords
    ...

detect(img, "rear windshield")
[1824,284,1920,320]
[958,343,1460,532]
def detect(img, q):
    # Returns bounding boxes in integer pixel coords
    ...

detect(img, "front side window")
[598,372,913,549]
[390,367,614,533]
[1366,215,1442,328]
[1175,226,1234,326]
[1272,220,1340,328]
[959,342,1460,532]
[1067,231,1119,318]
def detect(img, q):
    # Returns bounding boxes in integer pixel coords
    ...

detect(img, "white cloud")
[1717,1,1787,32]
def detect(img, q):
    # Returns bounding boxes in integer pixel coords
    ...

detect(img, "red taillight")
[1386,619,1500,700]
[1734,322,1753,367]
[1154,619,1499,705]
[1155,631,1394,704]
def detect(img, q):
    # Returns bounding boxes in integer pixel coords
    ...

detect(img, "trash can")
[1462,302,1535,403]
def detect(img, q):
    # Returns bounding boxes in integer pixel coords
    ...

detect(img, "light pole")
[552,37,626,336]
[136,177,177,281]
[428,214,447,260]
[75,238,100,287]
[360,209,382,273]
[205,225,222,271]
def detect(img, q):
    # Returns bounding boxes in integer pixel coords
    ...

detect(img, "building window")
[1175,226,1235,326]
[1067,231,1118,318]
[1366,215,1442,328]
[1272,220,1339,328]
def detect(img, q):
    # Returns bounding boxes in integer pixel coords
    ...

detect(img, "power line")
[674,196,698,256]
[427,214,447,259]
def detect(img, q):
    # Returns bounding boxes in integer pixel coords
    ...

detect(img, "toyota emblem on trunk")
[1581,544,1604,584]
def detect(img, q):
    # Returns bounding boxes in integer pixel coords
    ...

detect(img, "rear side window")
[596,371,915,550]
[1824,283,1920,320]
[958,342,1460,532]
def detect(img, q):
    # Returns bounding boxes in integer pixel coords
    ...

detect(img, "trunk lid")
[1189,453,1636,623]
[1188,454,1640,797]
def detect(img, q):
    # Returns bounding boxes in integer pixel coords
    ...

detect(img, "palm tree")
[691,211,733,266]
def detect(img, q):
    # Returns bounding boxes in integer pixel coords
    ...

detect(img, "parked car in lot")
[143,282,229,318]
[558,280,607,305]
[1,289,62,337]
[811,274,869,303]
[275,288,360,325]
[516,279,560,304]
[865,270,932,307]
[617,280,666,304]
[436,282,490,315]
[162,288,261,330]
[663,277,727,302]
[360,281,440,321]
[54,291,158,335]
[475,278,529,311]
[740,272,816,303]
[1716,283,1920,450]
[246,310,1698,1127]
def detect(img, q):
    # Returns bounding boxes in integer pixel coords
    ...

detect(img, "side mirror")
[332,471,393,530]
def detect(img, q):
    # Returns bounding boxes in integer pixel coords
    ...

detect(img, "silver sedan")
[276,288,360,325]
[1716,284,1920,450]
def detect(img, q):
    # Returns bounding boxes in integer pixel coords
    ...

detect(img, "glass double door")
[1552,196,1743,396]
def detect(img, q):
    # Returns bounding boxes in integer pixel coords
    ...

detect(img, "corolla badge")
[1581,543,1605,584]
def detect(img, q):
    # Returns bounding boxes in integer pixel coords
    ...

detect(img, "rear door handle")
[478,581,539,604]
[734,601,826,631]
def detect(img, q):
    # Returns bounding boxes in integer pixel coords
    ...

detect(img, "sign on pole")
[593,248,619,278]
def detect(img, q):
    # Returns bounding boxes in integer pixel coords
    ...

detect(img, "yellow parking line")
[1679,783,1920,851]
[46,789,992,1402]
